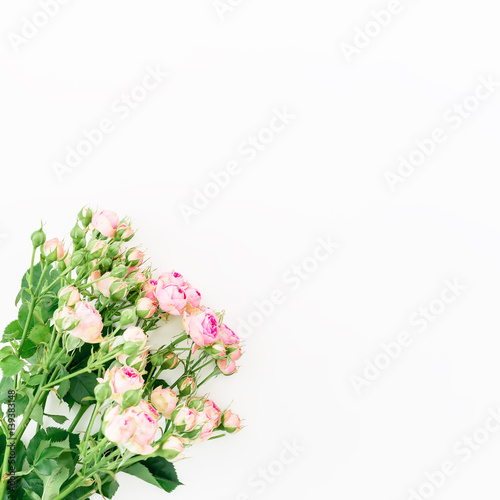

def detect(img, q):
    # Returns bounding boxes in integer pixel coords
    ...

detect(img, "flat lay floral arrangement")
[0,208,243,500]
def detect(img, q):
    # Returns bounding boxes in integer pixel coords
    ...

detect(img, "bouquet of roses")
[0,208,243,500]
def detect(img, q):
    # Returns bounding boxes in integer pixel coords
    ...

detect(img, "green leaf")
[0,377,14,405]
[26,374,44,387]
[18,303,34,330]
[19,339,37,360]
[45,413,68,425]
[27,428,77,465]
[0,355,25,377]
[2,320,23,342]
[14,393,29,417]
[122,457,181,493]
[40,465,70,499]
[0,346,13,360]
[30,404,44,426]
[37,445,67,462]
[28,325,52,345]
[101,478,119,498]
[65,372,98,407]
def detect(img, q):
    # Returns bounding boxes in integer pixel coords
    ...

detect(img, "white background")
[1,1,500,499]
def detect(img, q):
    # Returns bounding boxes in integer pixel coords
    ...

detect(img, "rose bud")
[70,250,85,267]
[122,389,143,409]
[94,382,112,403]
[156,282,187,316]
[92,210,120,238]
[54,306,79,332]
[151,387,178,418]
[218,324,240,346]
[172,406,199,433]
[101,365,144,404]
[58,286,81,307]
[106,241,121,259]
[136,297,157,319]
[160,435,184,461]
[120,308,137,326]
[126,249,145,267]
[137,400,161,421]
[110,280,128,301]
[182,307,220,347]
[95,272,117,298]
[187,398,205,412]
[123,326,147,343]
[221,409,242,434]
[133,271,147,285]
[178,376,196,397]
[42,238,65,262]
[122,409,159,456]
[206,342,226,358]
[103,406,137,444]
[203,400,221,425]
[78,207,93,227]
[116,223,134,241]
[69,301,104,343]
[70,224,85,243]
[184,284,201,312]
[163,352,179,370]
[31,227,46,248]
[217,358,238,376]
[228,345,243,361]
[111,264,129,279]
[143,280,158,302]
[87,239,106,259]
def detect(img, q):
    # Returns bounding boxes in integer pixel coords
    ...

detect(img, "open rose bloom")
[0,207,244,500]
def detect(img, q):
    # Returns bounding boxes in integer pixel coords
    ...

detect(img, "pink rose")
[70,301,104,343]
[116,223,134,241]
[218,324,240,345]
[203,400,221,424]
[182,307,220,347]
[42,238,65,261]
[172,406,199,432]
[58,286,81,307]
[151,387,178,418]
[184,284,202,312]
[54,306,78,332]
[103,365,144,402]
[133,271,147,284]
[156,282,187,315]
[92,210,120,238]
[143,280,158,302]
[103,406,137,444]
[127,249,145,266]
[228,346,243,361]
[123,407,159,455]
[123,326,147,343]
[137,400,160,421]
[221,409,242,433]
[217,358,238,375]
[136,297,157,318]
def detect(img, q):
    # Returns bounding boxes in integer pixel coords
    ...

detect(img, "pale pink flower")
[92,210,119,238]
[217,358,238,375]
[161,436,184,461]
[184,284,202,312]
[151,387,178,418]
[103,406,137,444]
[58,286,81,307]
[222,409,242,433]
[102,365,144,402]
[143,279,158,302]
[182,307,220,347]
[156,282,187,315]
[95,272,117,298]
[42,238,65,261]
[70,301,104,343]
[157,271,186,287]
[218,324,240,346]
[136,297,157,318]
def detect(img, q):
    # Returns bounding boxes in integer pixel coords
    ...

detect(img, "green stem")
[68,405,88,433]
[81,403,101,474]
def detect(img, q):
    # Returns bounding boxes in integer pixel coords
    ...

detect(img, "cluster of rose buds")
[39,208,244,460]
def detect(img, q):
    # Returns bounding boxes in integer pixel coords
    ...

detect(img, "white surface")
[1,1,500,499]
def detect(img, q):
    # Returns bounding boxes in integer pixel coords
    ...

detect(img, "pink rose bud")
[156,282,187,316]
[58,286,81,307]
[163,352,179,370]
[109,280,128,301]
[172,406,199,432]
[87,239,106,259]
[221,409,242,434]
[116,223,134,241]
[127,249,145,266]
[137,400,161,421]
[42,238,65,262]
[182,307,220,347]
[133,271,147,284]
[143,280,158,302]
[151,387,178,418]
[54,306,79,332]
[184,284,202,312]
[103,406,137,444]
[123,326,147,343]
[206,342,226,358]
[136,297,157,318]
[228,345,243,361]
[95,272,117,298]
[103,365,144,403]
[217,358,238,375]
[178,376,196,397]
[92,210,120,238]
[68,301,104,343]
[160,435,184,461]
[203,400,221,425]
[123,410,159,456]
[157,271,186,287]
[218,324,240,346]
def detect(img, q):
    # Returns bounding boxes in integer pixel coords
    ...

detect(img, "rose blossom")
[101,365,144,402]
[58,286,81,307]
[184,284,202,312]
[151,387,178,418]
[161,435,184,461]
[182,307,220,347]
[127,249,145,266]
[143,279,158,302]
[103,406,137,444]
[42,238,65,261]
[221,409,242,433]
[92,210,120,238]
[123,406,159,455]
[133,271,147,284]
[172,406,199,432]
[95,272,117,298]
[157,271,186,287]
[156,282,187,315]
[69,301,104,343]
